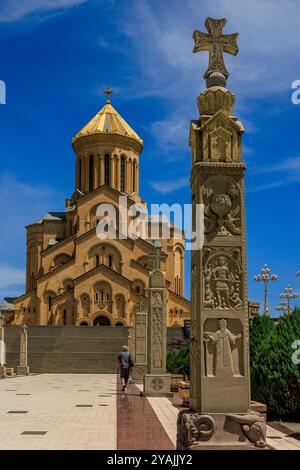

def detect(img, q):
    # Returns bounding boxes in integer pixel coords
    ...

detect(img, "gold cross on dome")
[193,17,239,81]
[103,86,113,102]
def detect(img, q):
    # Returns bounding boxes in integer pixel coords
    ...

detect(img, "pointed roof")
[72,99,143,146]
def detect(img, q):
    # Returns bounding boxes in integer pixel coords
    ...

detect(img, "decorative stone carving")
[203,176,241,236]
[227,413,266,448]
[203,319,242,377]
[152,307,163,369]
[151,377,164,391]
[177,410,216,449]
[198,87,235,116]
[203,250,242,310]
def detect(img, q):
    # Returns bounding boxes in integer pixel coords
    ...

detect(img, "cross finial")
[193,17,239,88]
[149,241,167,271]
[103,86,113,103]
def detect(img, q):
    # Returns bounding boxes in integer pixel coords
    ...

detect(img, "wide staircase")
[4,326,128,374]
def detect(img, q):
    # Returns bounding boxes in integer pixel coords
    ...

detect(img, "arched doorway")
[115,321,124,327]
[93,315,111,326]
[79,321,89,326]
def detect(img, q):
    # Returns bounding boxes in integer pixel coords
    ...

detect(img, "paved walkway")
[0,374,117,450]
[1,374,300,450]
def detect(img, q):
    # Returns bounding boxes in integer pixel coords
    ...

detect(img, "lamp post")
[279,285,299,315]
[276,299,288,316]
[254,264,278,316]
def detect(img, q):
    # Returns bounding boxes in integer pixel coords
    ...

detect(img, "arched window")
[105,154,110,186]
[89,155,94,192]
[174,247,183,295]
[78,159,82,191]
[132,160,136,192]
[108,255,113,268]
[63,309,67,325]
[121,156,126,192]
[95,254,100,267]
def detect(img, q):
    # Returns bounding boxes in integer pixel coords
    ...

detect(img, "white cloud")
[117,0,300,162]
[248,157,300,192]
[151,176,189,194]
[0,0,89,22]
[120,0,300,100]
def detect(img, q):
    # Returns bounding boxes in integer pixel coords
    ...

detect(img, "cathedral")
[11,94,190,328]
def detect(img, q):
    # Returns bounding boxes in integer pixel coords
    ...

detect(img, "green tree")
[250,309,300,418]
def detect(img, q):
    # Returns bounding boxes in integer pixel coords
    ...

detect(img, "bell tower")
[72,89,143,202]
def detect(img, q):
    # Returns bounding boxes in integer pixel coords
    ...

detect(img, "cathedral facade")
[12,97,190,327]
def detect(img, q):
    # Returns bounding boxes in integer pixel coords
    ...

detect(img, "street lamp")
[276,299,288,315]
[279,285,299,315]
[254,264,278,316]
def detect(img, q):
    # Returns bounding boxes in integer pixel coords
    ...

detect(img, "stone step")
[4,325,128,373]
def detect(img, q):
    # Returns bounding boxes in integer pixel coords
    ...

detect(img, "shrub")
[166,345,190,378]
[250,308,300,418]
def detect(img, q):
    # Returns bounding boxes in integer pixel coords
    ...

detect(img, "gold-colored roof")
[72,99,143,145]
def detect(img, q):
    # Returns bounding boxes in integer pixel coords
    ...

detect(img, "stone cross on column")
[177,17,266,450]
[0,313,6,378]
[17,324,29,376]
[142,242,171,397]
[193,17,238,87]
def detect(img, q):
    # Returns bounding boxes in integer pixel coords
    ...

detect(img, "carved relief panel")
[203,318,244,378]
[202,175,241,237]
[203,247,243,310]
[152,306,163,369]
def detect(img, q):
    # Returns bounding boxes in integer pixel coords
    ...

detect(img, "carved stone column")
[142,242,171,397]
[17,325,29,375]
[177,17,266,450]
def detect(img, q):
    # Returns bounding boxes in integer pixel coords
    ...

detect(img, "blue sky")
[0,0,299,315]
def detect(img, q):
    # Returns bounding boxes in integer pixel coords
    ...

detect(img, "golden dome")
[72,99,143,146]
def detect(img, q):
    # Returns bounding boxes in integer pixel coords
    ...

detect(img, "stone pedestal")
[17,365,29,376]
[142,373,172,397]
[177,410,266,450]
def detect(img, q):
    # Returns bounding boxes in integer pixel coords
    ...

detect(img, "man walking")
[116,345,134,392]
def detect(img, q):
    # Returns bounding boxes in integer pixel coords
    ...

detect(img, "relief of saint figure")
[203,255,243,310]
[203,319,242,377]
